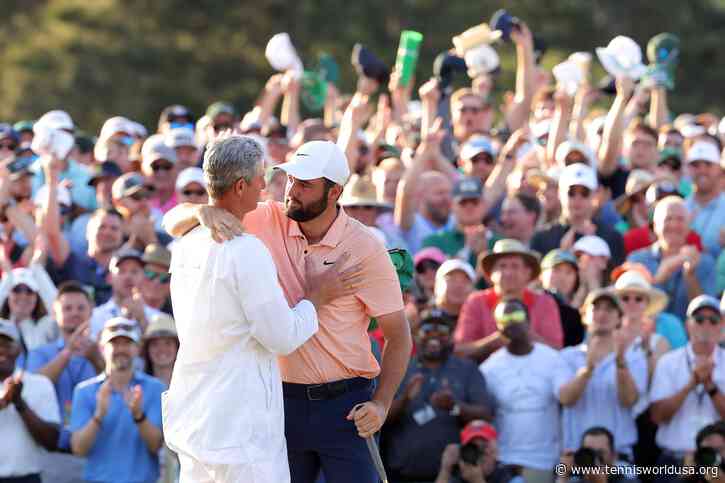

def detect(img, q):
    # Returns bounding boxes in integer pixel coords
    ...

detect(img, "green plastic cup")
[395,30,423,87]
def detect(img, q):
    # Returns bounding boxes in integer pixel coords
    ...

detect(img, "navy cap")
[110,248,144,272]
[88,161,123,186]
[453,177,483,201]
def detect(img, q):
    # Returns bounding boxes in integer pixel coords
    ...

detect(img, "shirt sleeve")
[24,375,61,424]
[532,294,564,349]
[144,380,164,429]
[455,292,492,344]
[698,254,718,297]
[649,354,677,403]
[356,242,404,318]
[26,346,52,373]
[70,384,95,432]
[234,237,318,356]
[551,351,575,399]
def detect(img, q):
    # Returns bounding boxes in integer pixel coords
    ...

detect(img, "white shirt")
[480,343,572,471]
[0,372,60,477]
[163,227,318,474]
[89,298,161,340]
[650,344,725,453]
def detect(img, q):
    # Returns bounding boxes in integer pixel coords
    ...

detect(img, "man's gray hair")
[203,135,263,199]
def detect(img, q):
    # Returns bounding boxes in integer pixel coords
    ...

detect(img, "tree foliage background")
[2,0,725,132]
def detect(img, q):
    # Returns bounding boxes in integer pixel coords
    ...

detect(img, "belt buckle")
[306,384,326,401]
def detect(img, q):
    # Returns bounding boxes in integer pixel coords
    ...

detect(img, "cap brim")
[274,161,325,181]
[101,331,139,345]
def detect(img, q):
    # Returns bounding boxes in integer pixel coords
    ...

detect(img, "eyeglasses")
[0,142,17,151]
[567,186,592,198]
[144,270,171,284]
[621,294,646,304]
[416,260,441,274]
[151,163,174,173]
[470,153,495,165]
[693,314,721,326]
[459,106,482,114]
[182,189,206,197]
[11,285,35,295]
[419,323,451,337]
[213,123,233,133]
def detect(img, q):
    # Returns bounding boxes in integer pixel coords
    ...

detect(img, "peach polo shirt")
[243,201,404,384]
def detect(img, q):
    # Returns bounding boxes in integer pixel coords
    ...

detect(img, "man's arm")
[546,91,573,167]
[597,77,633,177]
[40,157,71,266]
[559,366,593,406]
[649,87,668,130]
[7,378,60,451]
[615,361,640,408]
[650,377,696,424]
[135,417,163,453]
[504,22,536,132]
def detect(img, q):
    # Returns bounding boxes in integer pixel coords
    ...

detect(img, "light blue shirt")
[628,243,717,320]
[70,371,164,483]
[560,343,648,455]
[655,312,688,349]
[686,193,725,260]
[401,213,456,255]
[32,158,97,211]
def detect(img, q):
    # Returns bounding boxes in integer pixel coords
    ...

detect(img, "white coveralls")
[163,227,318,483]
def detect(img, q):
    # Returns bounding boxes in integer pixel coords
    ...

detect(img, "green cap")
[541,249,577,271]
[388,248,414,292]
[205,102,236,120]
[658,147,682,164]
[647,33,680,66]
[13,120,34,133]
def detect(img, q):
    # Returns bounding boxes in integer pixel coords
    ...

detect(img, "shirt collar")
[287,206,349,248]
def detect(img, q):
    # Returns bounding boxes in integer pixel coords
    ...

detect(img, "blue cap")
[453,177,483,200]
[460,136,496,161]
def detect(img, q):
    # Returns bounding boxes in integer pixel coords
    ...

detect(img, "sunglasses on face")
[416,260,441,274]
[213,123,233,133]
[11,285,35,295]
[621,294,646,304]
[567,186,592,198]
[151,163,174,173]
[419,323,451,337]
[144,270,171,284]
[693,314,721,326]
[182,189,206,197]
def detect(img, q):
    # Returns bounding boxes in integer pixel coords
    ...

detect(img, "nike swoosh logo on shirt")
[323,260,335,265]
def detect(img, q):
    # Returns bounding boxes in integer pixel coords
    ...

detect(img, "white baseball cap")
[573,235,611,258]
[176,167,207,191]
[436,259,476,282]
[559,163,598,194]
[36,110,74,132]
[99,116,134,142]
[685,141,720,165]
[274,141,350,185]
[100,317,141,345]
[165,127,197,149]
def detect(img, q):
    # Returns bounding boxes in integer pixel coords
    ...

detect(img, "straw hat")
[613,270,669,317]
[480,239,541,279]
[144,313,178,340]
[340,175,392,210]
[615,169,655,215]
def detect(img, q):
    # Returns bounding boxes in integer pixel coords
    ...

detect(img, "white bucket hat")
[596,36,647,79]
[465,44,500,78]
[553,60,583,97]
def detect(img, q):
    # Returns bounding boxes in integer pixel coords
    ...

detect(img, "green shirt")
[421,228,501,268]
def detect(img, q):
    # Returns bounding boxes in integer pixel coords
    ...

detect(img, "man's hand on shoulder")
[197,205,244,243]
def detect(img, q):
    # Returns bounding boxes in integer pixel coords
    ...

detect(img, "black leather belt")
[283,377,372,401]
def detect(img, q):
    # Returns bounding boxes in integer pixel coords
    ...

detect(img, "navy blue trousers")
[283,378,379,483]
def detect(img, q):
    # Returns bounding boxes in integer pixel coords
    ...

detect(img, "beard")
[419,338,451,362]
[425,201,450,226]
[111,354,132,371]
[285,193,329,222]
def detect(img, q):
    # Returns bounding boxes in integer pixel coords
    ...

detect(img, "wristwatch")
[133,412,147,424]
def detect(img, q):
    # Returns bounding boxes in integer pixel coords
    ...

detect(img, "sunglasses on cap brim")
[495,310,528,326]
[419,322,451,336]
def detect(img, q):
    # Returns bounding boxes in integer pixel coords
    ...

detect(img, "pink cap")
[414,247,447,267]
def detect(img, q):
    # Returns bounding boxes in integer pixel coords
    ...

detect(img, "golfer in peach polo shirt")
[164,140,412,483]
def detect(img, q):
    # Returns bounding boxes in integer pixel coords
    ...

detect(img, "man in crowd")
[498,193,541,248]
[175,167,208,206]
[385,309,491,481]
[432,259,477,322]
[458,136,498,184]
[89,248,161,338]
[531,163,625,268]
[650,295,725,466]
[480,299,571,483]
[0,320,60,483]
[140,244,172,315]
[165,127,200,171]
[111,172,171,251]
[684,139,725,259]
[455,239,563,362]
[628,196,716,320]
[557,427,640,483]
